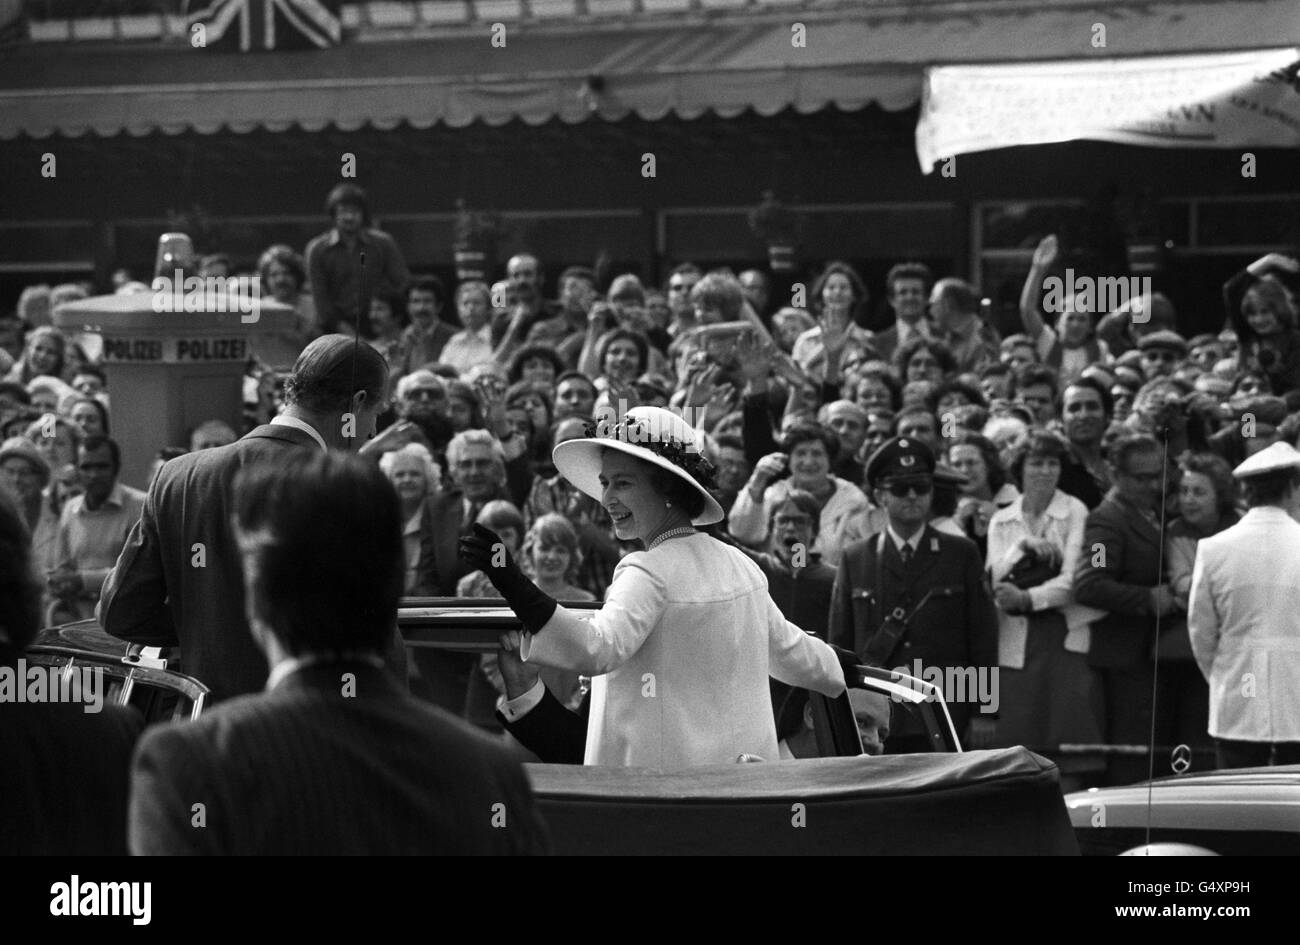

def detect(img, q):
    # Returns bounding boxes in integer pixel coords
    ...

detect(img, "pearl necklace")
[647,526,696,550]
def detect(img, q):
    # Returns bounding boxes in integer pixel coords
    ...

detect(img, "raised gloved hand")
[459,524,558,634]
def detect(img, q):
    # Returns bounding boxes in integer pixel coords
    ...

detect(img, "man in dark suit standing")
[128,452,548,855]
[828,437,999,753]
[1074,433,1176,785]
[411,428,525,719]
[99,335,404,704]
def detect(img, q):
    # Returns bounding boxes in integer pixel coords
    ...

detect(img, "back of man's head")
[232,452,403,658]
[284,335,388,415]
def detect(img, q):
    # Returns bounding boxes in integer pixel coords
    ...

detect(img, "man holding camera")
[828,437,999,753]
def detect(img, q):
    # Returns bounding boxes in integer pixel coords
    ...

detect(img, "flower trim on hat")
[583,417,716,486]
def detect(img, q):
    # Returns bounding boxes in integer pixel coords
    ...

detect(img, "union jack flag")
[188,0,341,52]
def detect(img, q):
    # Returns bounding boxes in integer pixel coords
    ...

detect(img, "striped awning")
[1,0,1296,140]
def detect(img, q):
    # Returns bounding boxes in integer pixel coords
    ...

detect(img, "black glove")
[831,644,866,690]
[458,523,557,633]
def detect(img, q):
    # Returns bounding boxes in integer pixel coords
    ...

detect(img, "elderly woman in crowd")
[26,376,78,416]
[464,405,854,766]
[378,442,443,596]
[5,327,67,386]
[986,430,1103,790]
[729,421,868,566]
[1162,452,1239,751]
[0,436,60,582]
[948,431,1019,556]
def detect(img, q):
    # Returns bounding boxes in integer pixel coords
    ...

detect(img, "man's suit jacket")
[418,485,523,596]
[1073,489,1163,669]
[827,526,998,733]
[0,645,145,855]
[98,423,405,703]
[501,686,589,765]
[129,661,549,855]
[1189,506,1300,742]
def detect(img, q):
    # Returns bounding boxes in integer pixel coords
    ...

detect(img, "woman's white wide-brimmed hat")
[552,406,724,526]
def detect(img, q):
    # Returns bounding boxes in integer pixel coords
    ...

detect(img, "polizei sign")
[102,336,249,363]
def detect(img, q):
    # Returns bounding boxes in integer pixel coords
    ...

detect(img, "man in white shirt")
[50,436,146,621]
[1189,441,1300,769]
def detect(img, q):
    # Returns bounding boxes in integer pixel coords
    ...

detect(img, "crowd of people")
[4,182,1300,804]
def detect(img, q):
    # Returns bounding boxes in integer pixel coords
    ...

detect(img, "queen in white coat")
[466,407,850,767]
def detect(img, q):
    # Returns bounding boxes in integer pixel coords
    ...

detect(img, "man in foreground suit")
[128,452,549,855]
[99,335,406,704]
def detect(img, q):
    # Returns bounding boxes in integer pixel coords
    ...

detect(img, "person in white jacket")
[460,407,859,767]
[1189,441,1300,769]
[728,422,868,567]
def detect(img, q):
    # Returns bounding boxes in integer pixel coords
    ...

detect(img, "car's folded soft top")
[528,748,1079,855]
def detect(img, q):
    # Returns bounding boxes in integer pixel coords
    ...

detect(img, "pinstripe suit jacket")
[128,661,549,855]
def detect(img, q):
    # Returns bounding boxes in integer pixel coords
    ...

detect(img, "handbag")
[1004,548,1060,590]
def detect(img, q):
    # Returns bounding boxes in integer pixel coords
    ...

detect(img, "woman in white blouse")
[460,406,854,767]
[985,430,1103,789]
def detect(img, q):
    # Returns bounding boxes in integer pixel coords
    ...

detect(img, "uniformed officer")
[828,436,999,752]
[1189,440,1300,769]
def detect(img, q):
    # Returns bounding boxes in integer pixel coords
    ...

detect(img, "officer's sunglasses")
[882,477,933,497]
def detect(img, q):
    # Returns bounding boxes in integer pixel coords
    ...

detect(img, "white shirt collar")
[266,652,385,691]
[270,414,328,452]
[886,525,923,553]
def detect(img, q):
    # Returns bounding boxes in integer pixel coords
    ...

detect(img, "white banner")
[916,48,1300,172]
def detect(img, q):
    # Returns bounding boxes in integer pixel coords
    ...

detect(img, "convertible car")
[29,600,1079,856]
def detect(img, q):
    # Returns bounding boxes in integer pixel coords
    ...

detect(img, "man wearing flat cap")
[1137,330,1188,381]
[100,336,407,703]
[829,436,999,752]
[1189,441,1300,769]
